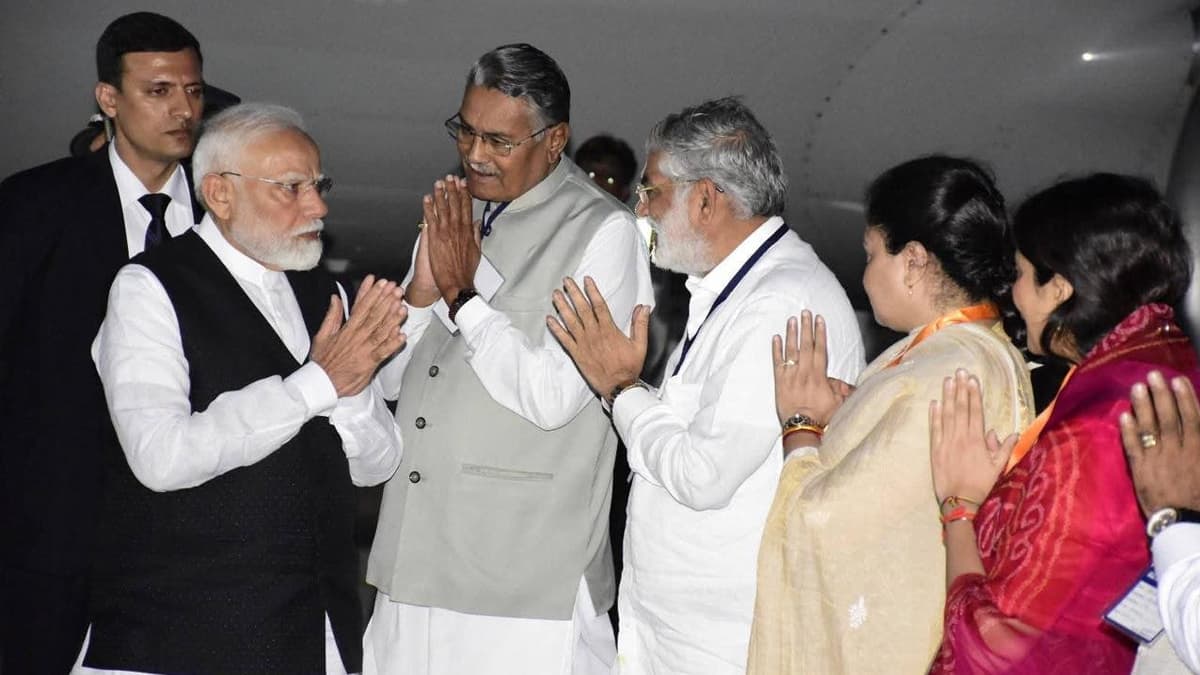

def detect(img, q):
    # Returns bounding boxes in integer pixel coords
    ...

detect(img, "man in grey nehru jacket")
[364,43,654,675]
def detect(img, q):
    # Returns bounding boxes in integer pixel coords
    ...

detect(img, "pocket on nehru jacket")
[460,463,554,482]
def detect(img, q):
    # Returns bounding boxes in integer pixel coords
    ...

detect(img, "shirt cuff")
[333,382,375,418]
[452,295,490,346]
[405,300,435,321]
[1152,522,1200,573]
[611,385,659,438]
[289,361,338,416]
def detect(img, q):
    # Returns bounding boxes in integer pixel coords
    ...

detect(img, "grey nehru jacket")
[367,157,631,620]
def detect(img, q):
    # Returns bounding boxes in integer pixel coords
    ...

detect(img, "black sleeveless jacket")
[85,230,362,674]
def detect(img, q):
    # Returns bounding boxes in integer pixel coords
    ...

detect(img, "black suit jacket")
[0,148,203,577]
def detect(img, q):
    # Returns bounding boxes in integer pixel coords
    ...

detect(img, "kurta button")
[415,417,426,429]
[428,365,439,377]
[409,471,421,483]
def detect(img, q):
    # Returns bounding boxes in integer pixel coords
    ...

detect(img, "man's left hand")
[310,275,408,397]
[423,175,481,304]
[547,276,650,402]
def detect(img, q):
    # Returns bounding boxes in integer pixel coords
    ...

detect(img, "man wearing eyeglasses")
[364,43,653,675]
[0,12,208,671]
[79,103,405,673]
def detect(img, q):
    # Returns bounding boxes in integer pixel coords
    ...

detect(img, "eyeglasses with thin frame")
[218,171,333,198]
[635,178,724,206]
[444,114,553,157]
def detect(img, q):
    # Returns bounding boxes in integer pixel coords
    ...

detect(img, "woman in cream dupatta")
[747,156,1035,674]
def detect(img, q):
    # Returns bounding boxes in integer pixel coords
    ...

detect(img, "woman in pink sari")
[929,174,1197,673]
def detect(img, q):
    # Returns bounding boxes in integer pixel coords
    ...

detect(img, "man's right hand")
[406,178,479,308]
[1120,371,1200,514]
[310,275,407,397]
[406,227,440,308]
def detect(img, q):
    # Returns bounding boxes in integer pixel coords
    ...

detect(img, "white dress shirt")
[378,210,654,428]
[92,214,402,493]
[609,217,865,675]
[108,142,196,256]
[1152,523,1200,673]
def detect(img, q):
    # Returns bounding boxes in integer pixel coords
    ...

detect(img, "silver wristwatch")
[1146,507,1200,539]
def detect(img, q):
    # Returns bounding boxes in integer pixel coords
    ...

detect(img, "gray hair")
[191,102,308,208]
[646,97,786,218]
[467,43,570,127]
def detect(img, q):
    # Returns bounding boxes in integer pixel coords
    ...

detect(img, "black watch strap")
[448,288,479,323]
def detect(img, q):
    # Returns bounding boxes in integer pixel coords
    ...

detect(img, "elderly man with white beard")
[548,96,865,674]
[82,103,405,674]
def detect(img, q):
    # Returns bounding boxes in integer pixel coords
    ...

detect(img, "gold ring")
[782,359,797,367]
[1139,431,1158,449]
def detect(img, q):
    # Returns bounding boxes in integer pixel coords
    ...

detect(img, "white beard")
[649,192,712,276]
[232,219,324,271]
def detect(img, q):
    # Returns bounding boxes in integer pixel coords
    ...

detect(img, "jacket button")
[409,470,421,483]
[428,365,439,377]
[415,417,426,429]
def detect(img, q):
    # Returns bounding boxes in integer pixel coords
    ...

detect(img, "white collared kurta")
[610,217,865,675]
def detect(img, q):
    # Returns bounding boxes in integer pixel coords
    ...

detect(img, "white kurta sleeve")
[329,377,403,487]
[453,211,653,430]
[1152,522,1200,672]
[93,264,396,492]
[375,303,433,400]
[610,297,790,510]
[375,237,434,400]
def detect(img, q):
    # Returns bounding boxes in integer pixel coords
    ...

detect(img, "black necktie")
[139,193,172,252]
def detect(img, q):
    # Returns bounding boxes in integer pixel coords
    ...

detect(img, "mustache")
[466,161,498,176]
[296,220,324,235]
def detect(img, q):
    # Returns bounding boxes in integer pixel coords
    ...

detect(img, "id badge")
[1103,566,1164,644]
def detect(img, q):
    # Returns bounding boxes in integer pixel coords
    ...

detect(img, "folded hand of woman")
[772,311,849,427]
[929,369,1017,506]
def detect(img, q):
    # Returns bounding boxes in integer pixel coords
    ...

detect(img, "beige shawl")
[748,321,1034,674]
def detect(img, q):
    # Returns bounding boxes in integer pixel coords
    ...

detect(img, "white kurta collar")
[196,214,287,291]
[683,216,785,339]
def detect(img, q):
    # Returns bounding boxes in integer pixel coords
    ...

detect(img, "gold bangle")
[782,423,824,440]
[940,495,982,512]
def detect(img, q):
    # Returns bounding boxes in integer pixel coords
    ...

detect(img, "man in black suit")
[0,12,205,671]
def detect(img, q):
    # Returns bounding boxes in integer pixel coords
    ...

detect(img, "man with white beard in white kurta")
[548,96,865,674]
